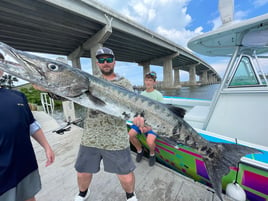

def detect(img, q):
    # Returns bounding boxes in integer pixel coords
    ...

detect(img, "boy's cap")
[96,47,114,58]
[145,71,157,81]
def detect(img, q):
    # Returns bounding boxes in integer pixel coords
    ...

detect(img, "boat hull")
[130,126,268,201]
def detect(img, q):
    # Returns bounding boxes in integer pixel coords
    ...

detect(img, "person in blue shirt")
[0,67,55,201]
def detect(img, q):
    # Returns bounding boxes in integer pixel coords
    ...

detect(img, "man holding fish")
[73,47,138,201]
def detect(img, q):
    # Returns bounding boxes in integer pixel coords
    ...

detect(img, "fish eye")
[47,63,59,71]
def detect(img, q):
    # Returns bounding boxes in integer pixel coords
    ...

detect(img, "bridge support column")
[143,63,150,86]
[212,74,216,84]
[207,74,210,84]
[200,70,208,85]
[173,67,181,87]
[215,75,219,83]
[208,73,213,84]
[213,75,217,84]
[71,57,81,69]
[163,58,173,88]
[211,75,215,84]
[211,74,215,84]
[138,62,150,86]
[189,64,197,85]
[68,15,113,75]
[143,63,150,85]
[90,44,103,75]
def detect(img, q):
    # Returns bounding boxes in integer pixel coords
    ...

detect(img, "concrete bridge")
[0,0,221,87]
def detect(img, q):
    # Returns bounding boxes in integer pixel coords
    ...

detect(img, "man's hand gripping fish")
[0,42,261,200]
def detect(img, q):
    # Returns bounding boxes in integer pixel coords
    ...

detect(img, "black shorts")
[75,145,136,175]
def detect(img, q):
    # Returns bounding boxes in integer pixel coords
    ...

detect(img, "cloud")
[210,17,222,30]
[210,8,249,30]
[120,1,157,24]
[156,26,202,47]
[111,0,199,48]
[253,0,268,7]
[234,10,249,20]
[207,57,229,77]
[95,0,197,49]
[132,2,156,22]
[119,0,191,30]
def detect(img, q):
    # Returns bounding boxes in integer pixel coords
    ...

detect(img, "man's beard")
[100,68,114,76]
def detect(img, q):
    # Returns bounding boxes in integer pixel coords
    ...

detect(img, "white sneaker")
[74,190,90,201]
[127,193,138,201]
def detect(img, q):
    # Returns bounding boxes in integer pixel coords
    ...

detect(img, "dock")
[32,111,234,201]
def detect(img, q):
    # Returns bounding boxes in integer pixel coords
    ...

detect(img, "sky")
[15,0,268,86]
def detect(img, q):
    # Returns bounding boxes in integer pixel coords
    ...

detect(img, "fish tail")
[203,142,261,201]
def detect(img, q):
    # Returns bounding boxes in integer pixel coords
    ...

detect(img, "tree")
[19,86,62,109]
[19,86,42,105]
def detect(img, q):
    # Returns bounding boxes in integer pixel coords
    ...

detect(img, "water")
[159,84,220,100]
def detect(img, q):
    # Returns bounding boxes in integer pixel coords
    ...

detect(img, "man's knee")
[146,135,156,146]
[128,129,138,138]
[146,140,155,147]
[77,172,92,179]
[118,172,134,183]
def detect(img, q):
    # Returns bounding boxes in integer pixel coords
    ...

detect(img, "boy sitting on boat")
[128,71,163,166]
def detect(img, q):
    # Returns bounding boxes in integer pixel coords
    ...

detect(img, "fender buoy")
[226,183,246,201]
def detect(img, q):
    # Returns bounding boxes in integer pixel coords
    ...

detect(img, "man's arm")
[32,128,55,167]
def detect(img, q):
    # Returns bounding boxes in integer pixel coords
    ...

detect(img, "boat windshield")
[229,56,259,86]
[228,53,268,87]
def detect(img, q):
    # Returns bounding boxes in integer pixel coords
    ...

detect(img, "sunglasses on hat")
[146,71,157,77]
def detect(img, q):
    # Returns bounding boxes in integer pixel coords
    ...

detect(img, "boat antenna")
[218,0,234,25]
[234,138,239,184]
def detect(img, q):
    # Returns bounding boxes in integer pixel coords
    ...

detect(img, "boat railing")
[40,92,54,115]
[254,51,268,85]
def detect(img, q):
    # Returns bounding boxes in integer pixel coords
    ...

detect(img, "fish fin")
[203,143,262,201]
[85,91,106,106]
[165,104,186,118]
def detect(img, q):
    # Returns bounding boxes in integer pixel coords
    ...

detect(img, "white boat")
[185,17,268,148]
[154,1,268,200]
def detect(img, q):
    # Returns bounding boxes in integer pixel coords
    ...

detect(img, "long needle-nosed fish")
[0,42,261,200]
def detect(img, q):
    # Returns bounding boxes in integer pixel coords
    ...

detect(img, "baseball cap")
[145,71,157,81]
[96,47,114,58]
